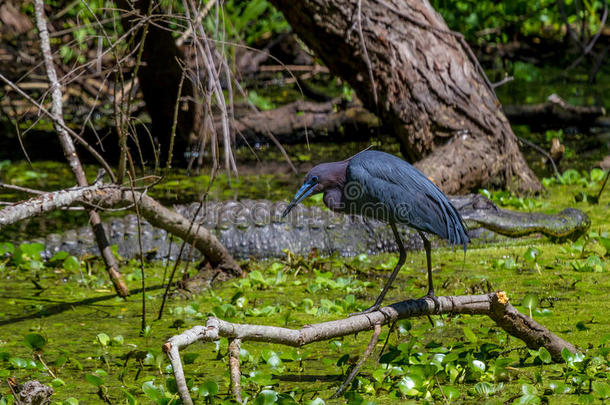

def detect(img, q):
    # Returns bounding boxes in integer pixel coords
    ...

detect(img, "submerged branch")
[164,292,577,405]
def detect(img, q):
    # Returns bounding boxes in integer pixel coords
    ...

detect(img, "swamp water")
[0,67,609,404]
[0,171,608,403]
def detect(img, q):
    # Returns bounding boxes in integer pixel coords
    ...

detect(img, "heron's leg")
[350,222,406,316]
[418,231,440,311]
[418,231,434,295]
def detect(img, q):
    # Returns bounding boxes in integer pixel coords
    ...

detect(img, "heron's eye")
[311,176,318,182]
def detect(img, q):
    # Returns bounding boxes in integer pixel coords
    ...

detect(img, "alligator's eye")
[311,176,319,182]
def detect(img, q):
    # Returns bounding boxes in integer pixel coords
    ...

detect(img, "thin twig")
[331,323,381,399]
[161,238,174,286]
[9,103,32,164]
[36,353,57,379]
[259,64,330,73]
[517,136,561,181]
[492,76,514,88]
[176,0,217,46]
[127,155,147,335]
[6,379,19,403]
[0,183,45,195]
[0,73,116,183]
[187,0,237,180]
[118,0,156,184]
[594,170,609,201]
[356,0,377,105]
[378,320,396,361]
[435,374,449,404]
[563,0,608,73]
[157,196,206,320]
[32,0,127,297]
[165,65,186,175]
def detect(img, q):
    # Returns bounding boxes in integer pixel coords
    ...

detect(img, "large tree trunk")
[270,0,542,194]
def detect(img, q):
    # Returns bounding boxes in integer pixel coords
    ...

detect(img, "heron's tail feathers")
[445,200,470,252]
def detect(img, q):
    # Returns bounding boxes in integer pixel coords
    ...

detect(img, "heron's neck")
[323,188,344,212]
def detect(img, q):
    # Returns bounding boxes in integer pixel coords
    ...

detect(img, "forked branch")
[163,292,577,405]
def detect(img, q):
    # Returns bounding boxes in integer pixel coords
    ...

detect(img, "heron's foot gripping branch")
[348,303,381,317]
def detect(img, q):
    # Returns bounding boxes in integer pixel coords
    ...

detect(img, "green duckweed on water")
[0,165,608,404]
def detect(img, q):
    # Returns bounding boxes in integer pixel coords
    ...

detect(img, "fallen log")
[220,93,606,148]
[164,291,577,404]
[503,93,606,130]
[217,98,379,145]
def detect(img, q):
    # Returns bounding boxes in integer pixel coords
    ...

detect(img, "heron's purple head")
[281,161,348,217]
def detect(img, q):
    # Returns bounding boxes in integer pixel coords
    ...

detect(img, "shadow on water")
[0,284,166,327]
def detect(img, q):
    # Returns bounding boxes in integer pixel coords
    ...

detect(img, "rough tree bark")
[270,0,542,194]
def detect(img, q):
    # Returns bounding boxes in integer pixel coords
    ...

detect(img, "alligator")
[31,194,590,260]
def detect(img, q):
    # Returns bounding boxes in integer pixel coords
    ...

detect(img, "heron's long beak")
[282,178,318,217]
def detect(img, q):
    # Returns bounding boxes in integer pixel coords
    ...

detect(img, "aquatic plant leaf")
[462,327,478,344]
[538,347,552,364]
[24,333,46,350]
[85,373,104,387]
[142,381,165,403]
[523,247,539,263]
[63,255,80,272]
[521,294,539,315]
[254,389,278,405]
[440,386,460,401]
[96,333,110,347]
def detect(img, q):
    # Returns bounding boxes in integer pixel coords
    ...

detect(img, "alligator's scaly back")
[23,195,589,261]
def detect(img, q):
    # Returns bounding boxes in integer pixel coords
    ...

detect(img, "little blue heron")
[282,150,469,314]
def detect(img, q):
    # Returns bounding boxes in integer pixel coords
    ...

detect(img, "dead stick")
[163,292,577,405]
[594,170,609,201]
[0,185,240,275]
[36,353,56,379]
[331,323,381,399]
[228,338,243,403]
[356,0,378,105]
[0,74,116,183]
[517,136,561,181]
[32,0,128,297]
[0,183,45,195]
[0,183,103,226]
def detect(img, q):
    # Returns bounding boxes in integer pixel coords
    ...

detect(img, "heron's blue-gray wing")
[347,151,469,249]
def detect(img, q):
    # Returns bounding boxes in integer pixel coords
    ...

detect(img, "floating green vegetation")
[0,178,608,404]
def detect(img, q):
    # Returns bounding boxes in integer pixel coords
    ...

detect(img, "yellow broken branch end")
[497,291,508,304]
